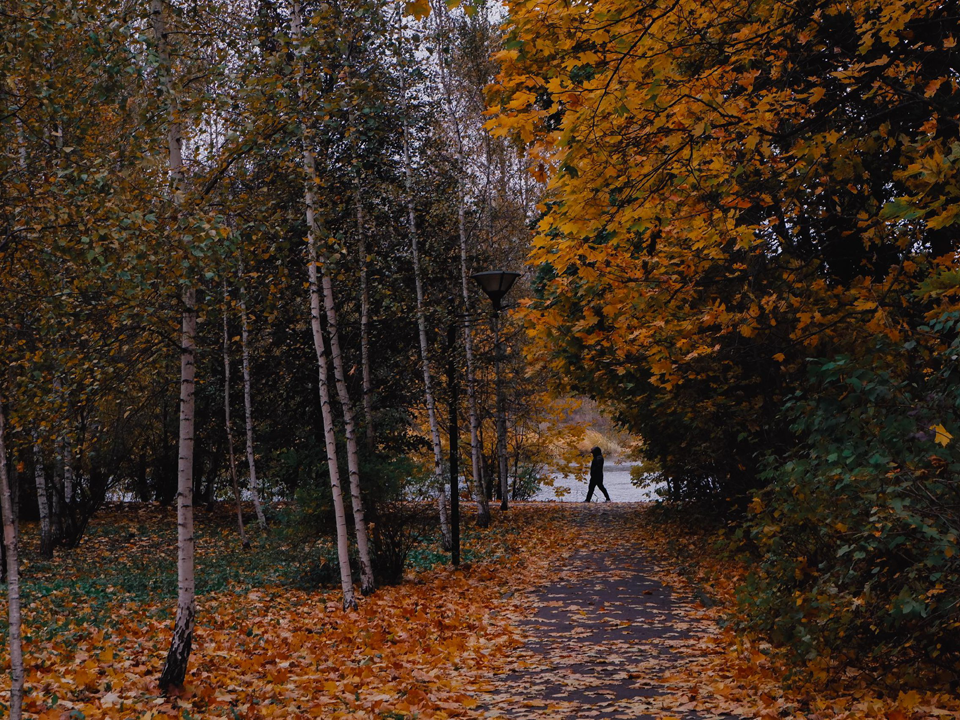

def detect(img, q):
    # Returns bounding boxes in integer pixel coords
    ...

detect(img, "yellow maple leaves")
[931,423,953,447]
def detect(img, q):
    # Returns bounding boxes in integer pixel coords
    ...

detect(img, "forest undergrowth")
[634,506,960,719]
[2,503,959,719]
[0,503,564,719]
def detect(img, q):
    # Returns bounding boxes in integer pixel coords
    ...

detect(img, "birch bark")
[292,0,357,610]
[429,3,490,526]
[355,192,375,450]
[32,437,53,558]
[238,259,267,529]
[63,444,74,504]
[457,198,491,526]
[0,397,24,720]
[402,111,452,551]
[320,268,375,593]
[152,0,197,691]
[223,282,250,549]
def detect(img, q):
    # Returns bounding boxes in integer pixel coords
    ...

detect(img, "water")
[531,461,662,503]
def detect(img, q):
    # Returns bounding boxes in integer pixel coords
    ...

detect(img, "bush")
[284,452,438,586]
[367,500,433,585]
[740,331,960,678]
[511,465,543,501]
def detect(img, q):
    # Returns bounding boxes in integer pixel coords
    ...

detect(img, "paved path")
[484,506,735,719]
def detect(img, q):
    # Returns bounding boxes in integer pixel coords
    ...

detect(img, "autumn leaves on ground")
[3,503,958,719]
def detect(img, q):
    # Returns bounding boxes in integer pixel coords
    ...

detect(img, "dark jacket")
[590,450,603,483]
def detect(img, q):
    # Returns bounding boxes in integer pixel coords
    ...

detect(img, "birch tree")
[33,436,54,558]
[430,0,491,526]
[403,108,453,550]
[291,0,357,610]
[0,396,24,719]
[320,258,376,593]
[152,0,198,690]
[239,258,267,530]
[223,281,250,549]
[354,189,376,451]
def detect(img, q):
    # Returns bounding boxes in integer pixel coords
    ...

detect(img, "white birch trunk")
[51,379,65,542]
[63,444,74,505]
[238,259,267,529]
[319,269,375,593]
[222,282,250,549]
[32,436,53,559]
[457,198,491,526]
[0,397,24,720]
[292,0,357,610]
[430,5,491,526]
[306,174,358,611]
[355,193,375,451]
[402,112,452,550]
[153,0,197,691]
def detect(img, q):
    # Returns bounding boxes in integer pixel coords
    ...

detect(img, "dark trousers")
[585,479,610,502]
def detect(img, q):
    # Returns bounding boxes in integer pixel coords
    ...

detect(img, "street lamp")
[471,270,521,510]
[471,271,521,313]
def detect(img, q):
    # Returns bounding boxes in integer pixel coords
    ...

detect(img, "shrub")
[511,465,543,501]
[284,452,439,586]
[740,331,960,679]
[366,500,433,585]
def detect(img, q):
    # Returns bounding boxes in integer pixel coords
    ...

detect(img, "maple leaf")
[931,423,953,446]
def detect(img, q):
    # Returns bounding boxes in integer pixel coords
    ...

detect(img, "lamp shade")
[471,270,521,311]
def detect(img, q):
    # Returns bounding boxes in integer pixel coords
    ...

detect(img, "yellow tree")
[491,0,960,498]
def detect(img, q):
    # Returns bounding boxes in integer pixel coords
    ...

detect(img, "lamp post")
[470,270,521,511]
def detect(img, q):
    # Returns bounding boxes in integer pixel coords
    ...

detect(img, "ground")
[0,502,958,719]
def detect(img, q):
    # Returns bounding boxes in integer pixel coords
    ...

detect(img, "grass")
[5,500,525,642]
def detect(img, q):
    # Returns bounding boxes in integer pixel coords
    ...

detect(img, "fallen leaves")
[2,503,959,719]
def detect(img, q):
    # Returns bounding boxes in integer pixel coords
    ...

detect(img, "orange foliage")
[488,0,960,493]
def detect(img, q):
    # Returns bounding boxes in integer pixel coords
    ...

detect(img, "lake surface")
[532,461,661,503]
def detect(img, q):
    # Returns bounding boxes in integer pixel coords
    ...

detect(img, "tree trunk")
[494,311,509,510]
[222,282,250,549]
[33,436,53,559]
[402,108,452,551]
[0,396,24,720]
[292,0,357,611]
[457,197,490,527]
[429,5,490,527]
[63,443,74,505]
[355,191,375,451]
[306,180,358,611]
[238,259,267,530]
[319,269,375,594]
[159,286,197,691]
[153,0,197,692]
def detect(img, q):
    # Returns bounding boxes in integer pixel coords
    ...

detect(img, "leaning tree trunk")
[402,112,452,551]
[238,259,267,530]
[0,396,24,719]
[305,173,358,611]
[153,0,197,692]
[319,267,375,594]
[291,0,357,611]
[222,282,250,549]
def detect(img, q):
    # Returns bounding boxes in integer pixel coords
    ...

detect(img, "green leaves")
[741,334,960,672]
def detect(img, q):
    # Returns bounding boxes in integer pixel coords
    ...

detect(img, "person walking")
[585,446,611,502]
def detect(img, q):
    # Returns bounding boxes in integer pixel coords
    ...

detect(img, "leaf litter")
[1,503,958,719]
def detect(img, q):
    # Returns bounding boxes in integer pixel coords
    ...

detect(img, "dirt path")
[482,504,737,720]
